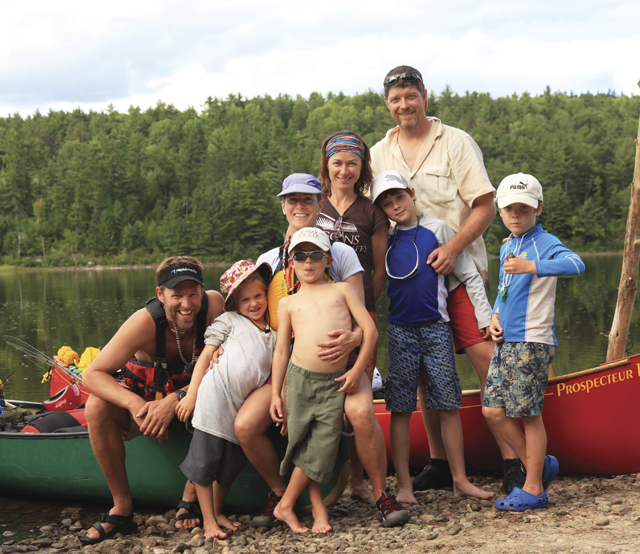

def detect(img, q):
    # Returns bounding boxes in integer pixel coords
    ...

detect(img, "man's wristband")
[175,389,186,401]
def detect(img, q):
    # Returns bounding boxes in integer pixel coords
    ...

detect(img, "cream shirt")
[371,118,495,276]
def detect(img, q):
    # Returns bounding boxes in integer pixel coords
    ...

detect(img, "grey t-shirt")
[191,311,277,444]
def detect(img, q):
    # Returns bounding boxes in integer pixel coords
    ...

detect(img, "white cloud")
[0,0,638,117]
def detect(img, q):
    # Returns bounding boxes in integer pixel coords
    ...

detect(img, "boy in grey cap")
[269,227,378,534]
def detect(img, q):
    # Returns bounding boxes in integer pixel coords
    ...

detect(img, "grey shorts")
[386,321,461,412]
[279,361,346,484]
[483,342,556,418]
[179,429,247,488]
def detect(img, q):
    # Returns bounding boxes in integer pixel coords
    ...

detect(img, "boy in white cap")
[370,170,494,504]
[482,173,585,511]
[269,227,378,534]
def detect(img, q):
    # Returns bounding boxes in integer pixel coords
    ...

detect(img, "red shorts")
[447,284,492,354]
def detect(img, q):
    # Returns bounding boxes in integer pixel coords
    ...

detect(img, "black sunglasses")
[291,250,328,262]
[383,71,423,88]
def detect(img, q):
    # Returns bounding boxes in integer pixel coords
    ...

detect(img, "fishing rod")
[1,336,64,369]
[1,361,26,384]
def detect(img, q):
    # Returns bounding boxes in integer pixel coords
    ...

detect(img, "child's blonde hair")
[225,272,268,313]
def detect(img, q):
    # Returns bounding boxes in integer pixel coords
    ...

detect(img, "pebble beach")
[2,474,639,554]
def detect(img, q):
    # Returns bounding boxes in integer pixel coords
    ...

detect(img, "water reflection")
[0,256,638,399]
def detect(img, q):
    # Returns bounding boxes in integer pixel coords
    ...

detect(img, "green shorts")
[279,361,346,484]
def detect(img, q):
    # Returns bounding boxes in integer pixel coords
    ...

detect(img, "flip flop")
[79,512,137,545]
[174,499,203,530]
[495,487,548,511]
[542,455,559,491]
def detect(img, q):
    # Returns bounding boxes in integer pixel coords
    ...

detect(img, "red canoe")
[50,364,90,403]
[374,353,640,476]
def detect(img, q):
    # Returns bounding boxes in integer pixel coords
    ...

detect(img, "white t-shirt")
[192,311,277,444]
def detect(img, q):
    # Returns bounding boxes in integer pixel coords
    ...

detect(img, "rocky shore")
[2,474,639,554]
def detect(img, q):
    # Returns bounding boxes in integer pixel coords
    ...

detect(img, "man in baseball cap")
[81,256,225,544]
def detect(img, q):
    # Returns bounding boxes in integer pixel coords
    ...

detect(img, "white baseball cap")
[496,173,543,209]
[289,227,332,254]
[370,170,410,203]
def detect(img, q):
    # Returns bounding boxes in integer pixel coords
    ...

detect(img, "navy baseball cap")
[157,266,204,288]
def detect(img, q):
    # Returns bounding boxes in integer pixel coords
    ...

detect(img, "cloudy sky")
[2,0,639,117]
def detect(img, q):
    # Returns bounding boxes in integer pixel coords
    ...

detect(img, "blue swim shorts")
[483,342,556,418]
[385,321,461,413]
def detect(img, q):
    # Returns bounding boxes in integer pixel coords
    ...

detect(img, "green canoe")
[0,401,350,512]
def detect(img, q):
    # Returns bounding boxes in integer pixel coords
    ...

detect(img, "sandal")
[495,487,548,511]
[79,512,137,545]
[174,499,203,530]
[542,455,559,491]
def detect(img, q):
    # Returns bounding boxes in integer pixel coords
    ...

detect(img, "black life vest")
[119,294,209,401]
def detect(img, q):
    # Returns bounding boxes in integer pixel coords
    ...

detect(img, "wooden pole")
[606,81,640,361]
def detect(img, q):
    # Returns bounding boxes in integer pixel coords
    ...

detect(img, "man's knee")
[85,393,109,424]
[466,341,493,375]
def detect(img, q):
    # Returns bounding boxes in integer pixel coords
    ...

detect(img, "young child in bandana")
[176,260,276,539]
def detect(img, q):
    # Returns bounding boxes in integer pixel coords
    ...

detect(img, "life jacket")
[119,294,209,401]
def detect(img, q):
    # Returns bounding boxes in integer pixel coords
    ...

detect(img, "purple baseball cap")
[277,173,322,197]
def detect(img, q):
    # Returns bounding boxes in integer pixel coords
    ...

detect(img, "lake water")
[0,255,639,401]
[0,255,639,540]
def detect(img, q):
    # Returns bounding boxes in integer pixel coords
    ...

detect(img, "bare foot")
[454,480,495,500]
[311,503,332,534]
[216,514,241,531]
[396,487,418,505]
[203,518,228,539]
[349,482,376,505]
[273,503,309,534]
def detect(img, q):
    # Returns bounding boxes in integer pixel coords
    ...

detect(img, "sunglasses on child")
[291,250,329,262]
[383,71,423,88]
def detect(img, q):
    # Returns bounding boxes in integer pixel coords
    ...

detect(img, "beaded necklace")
[164,308,197,374]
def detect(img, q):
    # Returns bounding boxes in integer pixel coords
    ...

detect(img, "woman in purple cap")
[233,173,409,529]
[317,130,389,503]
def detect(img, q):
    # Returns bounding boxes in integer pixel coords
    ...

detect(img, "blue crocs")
[495,487,548,511]
[542,455,559,491]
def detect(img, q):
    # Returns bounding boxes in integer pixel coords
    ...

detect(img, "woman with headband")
[318,130,389,504]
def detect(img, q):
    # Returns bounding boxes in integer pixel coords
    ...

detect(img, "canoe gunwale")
[372,355,633,404]
[0,430,89,440]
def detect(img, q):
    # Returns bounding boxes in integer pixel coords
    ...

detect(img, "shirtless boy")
[269,227,379,533]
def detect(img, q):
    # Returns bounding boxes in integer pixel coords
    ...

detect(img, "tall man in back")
[371,66,522,492]
[81,256,224,545]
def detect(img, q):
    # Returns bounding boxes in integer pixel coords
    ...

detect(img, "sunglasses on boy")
[383,71,423,88]
[291,250,329,262]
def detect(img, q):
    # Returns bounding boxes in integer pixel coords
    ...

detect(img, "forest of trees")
[0,87,638,266]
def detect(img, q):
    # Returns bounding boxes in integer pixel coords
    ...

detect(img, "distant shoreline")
[0,251,622,273]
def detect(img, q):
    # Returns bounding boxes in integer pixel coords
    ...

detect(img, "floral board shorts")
[483,342,556,418]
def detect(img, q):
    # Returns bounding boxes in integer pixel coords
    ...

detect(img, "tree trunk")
[607,95,640,361]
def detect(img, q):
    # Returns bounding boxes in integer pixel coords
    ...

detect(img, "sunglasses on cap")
[291,250,329,262]
[383,71,423,88]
